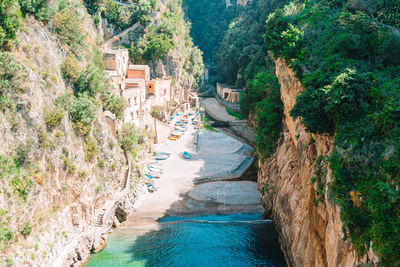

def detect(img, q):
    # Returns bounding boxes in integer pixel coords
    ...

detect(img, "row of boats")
[145,110,199,192]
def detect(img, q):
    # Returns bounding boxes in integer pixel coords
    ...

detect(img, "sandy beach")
[123,116,262,227]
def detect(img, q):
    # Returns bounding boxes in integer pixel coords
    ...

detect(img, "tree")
[118,123,139,153]
[0,0,21,48]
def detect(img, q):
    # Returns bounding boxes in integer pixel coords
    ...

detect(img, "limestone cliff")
[258,58,377,266]
[0,11,148,267]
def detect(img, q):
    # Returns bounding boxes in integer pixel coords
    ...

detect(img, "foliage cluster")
[183,0,242,64]
[265,0,400,264]
[130,26,174,61]
[250,71,283,158]
[0,209,14,251]
[101,93,127,120]
[214,0,288,87]
[0,0,21,48]
[117,123,139,154]
[0,52,25,112]
[0,155,33,200]
[43,105,65,131]
[84,0,156,31]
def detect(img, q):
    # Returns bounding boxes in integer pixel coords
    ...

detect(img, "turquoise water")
[86,213,286,267]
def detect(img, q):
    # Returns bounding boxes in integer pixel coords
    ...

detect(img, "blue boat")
[155,155,168,160]
[183,151,191,159]
[145,174,159,179]
[146,183,156,192]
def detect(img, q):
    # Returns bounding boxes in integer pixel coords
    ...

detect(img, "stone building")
[123,78,146,127]
[216,82,242,103]
[103,50,173,128]
[103,49,129,93]
[146,79,172,107]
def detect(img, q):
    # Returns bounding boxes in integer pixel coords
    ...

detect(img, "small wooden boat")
[168,136,178,141]
[149,164,163,169]
[183,151,191,159]
[145,174,159,179]
[147,168,163,175]
[154,155,168,160]
[149,166,163,173]
[154,151,171,156]
[146,183,156,192]
[171,131,183,136]
[145,171,161,178]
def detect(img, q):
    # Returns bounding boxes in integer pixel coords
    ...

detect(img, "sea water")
[86,213,287,267]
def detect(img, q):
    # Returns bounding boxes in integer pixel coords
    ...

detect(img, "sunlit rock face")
[257,58,377,267]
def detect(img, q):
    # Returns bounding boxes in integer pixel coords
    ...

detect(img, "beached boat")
[154,151,171,156]
[147,168,162,175]
[183,151,191,159]
[146,183,156,192]
[149,164,163,170]
[171,131,183,136]
[145,174,159,179]
[145,171,161,178]
[168,136,178,141]
[146,167,163,175]
[154,155,168,160]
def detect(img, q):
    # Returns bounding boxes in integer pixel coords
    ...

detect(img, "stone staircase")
[94,211,105,227]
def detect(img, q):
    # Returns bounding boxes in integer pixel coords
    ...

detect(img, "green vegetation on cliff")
[183,0,242,64]
[197,0,400,264]
[264,0,400,264]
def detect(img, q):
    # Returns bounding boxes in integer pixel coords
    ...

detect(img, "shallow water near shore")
[86,213,286,267]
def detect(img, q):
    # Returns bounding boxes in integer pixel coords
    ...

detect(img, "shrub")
[84,136,98,161]
[150,105,165,121]
[0,227,14,243]
[70,93,98,135]
[240,71,279,115]
[20,222,32,236]
[0,52,25,99]
[132,27,174,61]
[101,93,127,120]
[43,105,65,131]
[75,66,107,97]
[61,54,82,83]
[15,139,34,167]
[0,0,21,48]
[324,69,371,124]
[52,8,86,53]
[38,127,54,149]
[118,123,139,153]
[19,0,58,22]
[55,92,74,112]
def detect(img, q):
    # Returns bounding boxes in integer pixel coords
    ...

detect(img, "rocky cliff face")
[0,13,149,267]
[257,58,369,266]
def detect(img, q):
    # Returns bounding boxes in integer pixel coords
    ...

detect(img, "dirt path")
[202,98,236,122]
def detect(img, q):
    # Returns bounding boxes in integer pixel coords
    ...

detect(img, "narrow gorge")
[1,0,399,266]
